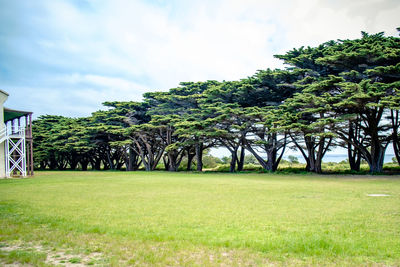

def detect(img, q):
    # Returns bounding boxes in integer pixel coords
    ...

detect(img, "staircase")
[1,126,27,177]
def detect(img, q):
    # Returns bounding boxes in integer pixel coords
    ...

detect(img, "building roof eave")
[0,89,9,97]
[4,107,33,122]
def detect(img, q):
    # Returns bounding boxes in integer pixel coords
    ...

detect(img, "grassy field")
[0,171,399,266]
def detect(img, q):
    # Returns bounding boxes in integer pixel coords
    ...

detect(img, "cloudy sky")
[1,0,399,118]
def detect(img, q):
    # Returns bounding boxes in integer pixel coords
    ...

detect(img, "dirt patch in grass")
[0,240,273,266]
[0,242,104,266]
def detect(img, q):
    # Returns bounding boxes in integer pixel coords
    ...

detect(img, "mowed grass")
[0,171,399,266]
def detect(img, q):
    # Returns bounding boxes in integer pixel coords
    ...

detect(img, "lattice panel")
[5,127,26,177]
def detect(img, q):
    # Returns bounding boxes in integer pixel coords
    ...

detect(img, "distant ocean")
[211,147,398,164]
[284,154,396,163]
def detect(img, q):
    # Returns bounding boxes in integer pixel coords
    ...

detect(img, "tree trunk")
[393,133,400,165]
[93,158,102,170]
[69,156,78,170]
[314,136,330,174]
[266,150,275,171]
[245,133,286,172]
[272,140,286,171]
[163,156,169,171]
[168,162,178,171]
[143,159,151,171]
[127,148,141,171]
[167,151,183,172]
[302,134,329,174]
[363,115,387,173]
[195,143,203,171]
[80,160,89,171]
[237,146,245,171]
[116,162,124,170]
[246,144,269,170]
[186,149,195,171]
[57,160,67,170]
[102,159,109,170]
[305,158,311,172]
[39,161,47,170]
[49,157,57,170]
[365,142,386,173]
[337,130,387,174]
[305,136,316,172]
[290,133,312,172]
[390,110,400,165]
[314,159,322,174]
[346,119,362,171]
[306,158,315,172]
[106,150,114,170]
[348,144,361,171]
[230,150,237,172]
[304,145,321,173]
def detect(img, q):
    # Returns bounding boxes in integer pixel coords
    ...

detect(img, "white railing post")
[5,137,10,177]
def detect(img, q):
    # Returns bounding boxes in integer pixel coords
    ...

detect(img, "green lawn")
[0,171,399,266]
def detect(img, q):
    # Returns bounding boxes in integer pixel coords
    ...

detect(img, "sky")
[1,0,399,119]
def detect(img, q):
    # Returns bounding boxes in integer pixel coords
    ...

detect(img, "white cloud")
[1,0,399,118]
[278,0,400,48]
[61,74,147,93]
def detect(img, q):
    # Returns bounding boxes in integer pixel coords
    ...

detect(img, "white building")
[0,90,33,178]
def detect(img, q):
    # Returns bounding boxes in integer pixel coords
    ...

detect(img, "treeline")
[33,31,400,173]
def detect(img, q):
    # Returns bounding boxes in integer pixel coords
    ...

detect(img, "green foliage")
[0,249,47,265]
[275,31,400,173]
[210,164,262,172]
[202,154,223,168]
[32,29,400,173]
[287,155,299,164]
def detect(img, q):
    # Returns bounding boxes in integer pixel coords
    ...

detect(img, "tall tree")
[244,106,287,171]
[201,81,252,172]
[242,69,303,171]
[276,31,400,172]
[163,81,220,171]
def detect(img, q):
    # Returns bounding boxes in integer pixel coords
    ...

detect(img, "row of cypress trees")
[33,31,400,173]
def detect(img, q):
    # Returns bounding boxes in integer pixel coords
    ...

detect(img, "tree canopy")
[33,30,400,173]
